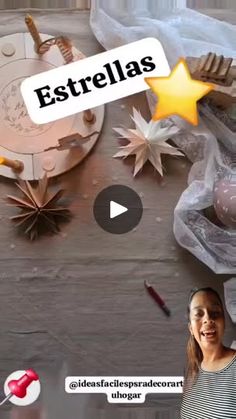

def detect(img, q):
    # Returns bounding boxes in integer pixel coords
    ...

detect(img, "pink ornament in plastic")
[213,172,236,228]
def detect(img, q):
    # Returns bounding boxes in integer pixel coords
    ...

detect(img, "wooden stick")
[56,37,74,64]
[25,14,42,53]
[83,109,96,124]
[0,157,24,172]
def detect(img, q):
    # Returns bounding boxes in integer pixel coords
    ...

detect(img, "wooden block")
[211,55,223,75]
[199,53,209,72]
[218,57,233,79]
[204,52,215,73]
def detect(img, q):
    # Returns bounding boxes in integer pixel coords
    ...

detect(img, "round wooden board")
[0,33,104,180]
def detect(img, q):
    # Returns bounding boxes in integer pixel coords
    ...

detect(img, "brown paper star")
[6,174,71,240]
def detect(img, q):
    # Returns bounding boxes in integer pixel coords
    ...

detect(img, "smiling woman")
[181,287,236,419]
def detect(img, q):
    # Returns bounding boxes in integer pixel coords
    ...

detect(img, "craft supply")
[0,369,39,406]
[42,156,56,172]
[187,53,236,109]
[1,43,15,57]
[0,29,104,180]
[6,174,71,240]
[0,156,24,172]
[83,109,96,123]
[38,37,56,54]
[38,35,84,58]
[189,52,233,84]
[44,131,99,151]
[25,14,42,53]
[144,280,171,316]
[56,36,74,64]
[113,108,183,176]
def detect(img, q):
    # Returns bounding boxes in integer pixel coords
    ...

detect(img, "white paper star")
[113,108,184,176]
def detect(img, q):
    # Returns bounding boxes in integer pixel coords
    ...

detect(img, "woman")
[181,287,236,419]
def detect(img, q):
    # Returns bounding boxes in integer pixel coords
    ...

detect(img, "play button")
[93,185,143,234]
[110,201,128,219]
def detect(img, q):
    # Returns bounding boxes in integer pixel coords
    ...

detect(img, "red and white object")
[1,369,40,406]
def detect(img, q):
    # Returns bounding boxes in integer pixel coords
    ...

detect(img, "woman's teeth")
[201,331,216,337]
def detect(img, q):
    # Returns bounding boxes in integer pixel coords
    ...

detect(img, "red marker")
[144,280,171,316]
[0,369,39,406]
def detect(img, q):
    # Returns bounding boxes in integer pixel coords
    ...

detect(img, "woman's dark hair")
[185,287,224,389]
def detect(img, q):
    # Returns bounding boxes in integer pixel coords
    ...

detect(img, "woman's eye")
[194,312,202,318]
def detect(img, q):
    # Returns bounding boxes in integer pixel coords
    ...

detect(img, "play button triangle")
[110,200,128,219]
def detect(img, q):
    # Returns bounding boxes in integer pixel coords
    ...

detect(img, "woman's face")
[188,291,225,350]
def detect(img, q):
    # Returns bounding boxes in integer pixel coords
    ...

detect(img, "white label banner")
[21,37,170,124]
[65,376,183,404]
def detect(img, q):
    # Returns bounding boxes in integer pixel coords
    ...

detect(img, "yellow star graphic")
[145,58,214,126]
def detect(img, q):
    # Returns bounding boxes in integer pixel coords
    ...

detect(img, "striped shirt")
[181,355,236,419]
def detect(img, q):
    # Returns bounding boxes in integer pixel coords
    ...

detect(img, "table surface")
[0,8,235,419]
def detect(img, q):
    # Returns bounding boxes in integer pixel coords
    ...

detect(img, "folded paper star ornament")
[113,108,183,177]
[6,174,71,240]
[145,58,214,126]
